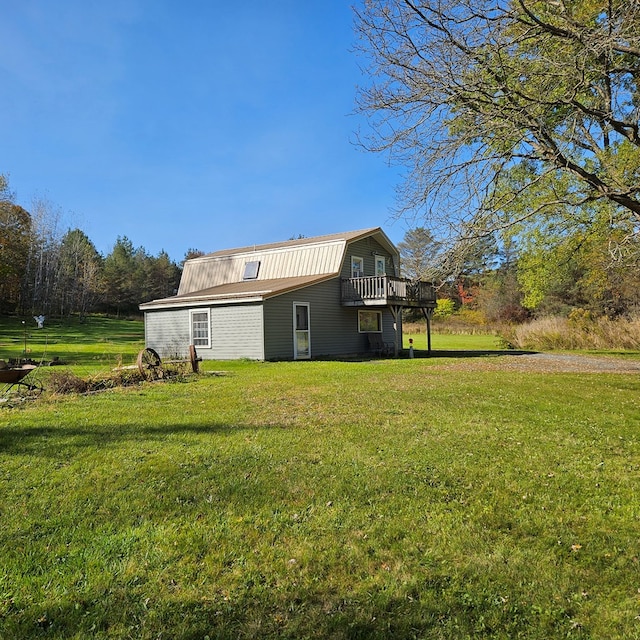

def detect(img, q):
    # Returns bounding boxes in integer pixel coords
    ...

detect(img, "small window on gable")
[243,260,260,280]
[351,256,364,278]
[375,255,386,276]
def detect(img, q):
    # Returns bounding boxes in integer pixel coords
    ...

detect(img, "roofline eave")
[140,274,339,311]
[140,293,266,311]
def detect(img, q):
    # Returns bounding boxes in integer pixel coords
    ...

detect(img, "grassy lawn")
[1,319,640,638]
[403,331,503,351]
[0,315,145,372]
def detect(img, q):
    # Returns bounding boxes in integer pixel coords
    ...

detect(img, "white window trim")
[375,255,386,276]
[190,308,211,348]
[351,256,364,278]
[358,310,383,333]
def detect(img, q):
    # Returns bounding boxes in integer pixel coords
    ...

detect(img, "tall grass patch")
[503,313,640,351]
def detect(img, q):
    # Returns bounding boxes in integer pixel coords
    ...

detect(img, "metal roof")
[140,227,399,310]
[197,227,386,259]
[139,274,335,310]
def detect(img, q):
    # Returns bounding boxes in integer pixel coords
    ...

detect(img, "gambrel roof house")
[139,227,435,361]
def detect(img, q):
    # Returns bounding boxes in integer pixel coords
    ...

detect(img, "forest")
[0,175,194,318]
[399,224,640,327]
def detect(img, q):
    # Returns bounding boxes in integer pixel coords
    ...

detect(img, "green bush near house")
[433,297,455,319]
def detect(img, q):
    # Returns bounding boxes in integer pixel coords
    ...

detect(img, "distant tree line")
[0,176,196,318]
[400,220,640,325]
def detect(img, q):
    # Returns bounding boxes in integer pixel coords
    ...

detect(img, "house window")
[190,309,211,347]
[243,260,260,280]
[351,256,364,278]
[375,255,386,276]
[358,310,382,333]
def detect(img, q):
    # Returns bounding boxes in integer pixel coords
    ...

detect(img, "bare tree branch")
[353,0,640,257]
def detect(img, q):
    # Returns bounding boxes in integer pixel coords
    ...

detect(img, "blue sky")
[0,1,411,262]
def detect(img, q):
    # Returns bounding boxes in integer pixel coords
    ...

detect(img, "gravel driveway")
[430,351,640,374]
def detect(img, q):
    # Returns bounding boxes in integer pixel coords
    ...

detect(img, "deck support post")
[389,304,403,358]
[420,307,433,356]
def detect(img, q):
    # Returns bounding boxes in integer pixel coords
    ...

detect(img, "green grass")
[1,319,640,638]
[0,315,145,371]
[404,331,503,351]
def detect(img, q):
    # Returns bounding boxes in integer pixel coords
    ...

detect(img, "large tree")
[21,196,65,315]
[56,229,103,317]
[354,1,640,253]
[0,176,31,312]
[102,237,144,316]
[398,227,441,280]
[103,238,181,315]
[142,250,181,302]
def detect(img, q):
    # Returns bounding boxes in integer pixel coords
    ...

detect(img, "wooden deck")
[341,276,436,308]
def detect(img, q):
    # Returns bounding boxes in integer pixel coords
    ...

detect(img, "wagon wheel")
[189,344,200,373]
[137,348,163,380]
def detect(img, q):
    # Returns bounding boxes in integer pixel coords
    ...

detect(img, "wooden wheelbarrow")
[0,364,43,396]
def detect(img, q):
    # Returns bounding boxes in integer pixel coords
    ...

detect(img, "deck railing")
[341,276,436,307]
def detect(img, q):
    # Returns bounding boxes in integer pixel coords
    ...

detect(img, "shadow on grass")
[0,421,256,456]
[4,575,567,640]
[325,349,537,362]
[411,348,537,359]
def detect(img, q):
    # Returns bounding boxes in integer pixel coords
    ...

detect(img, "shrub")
[454,307,487,327]
[433,298,455,319]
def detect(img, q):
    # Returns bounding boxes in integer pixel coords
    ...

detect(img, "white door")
[293,303,310,360]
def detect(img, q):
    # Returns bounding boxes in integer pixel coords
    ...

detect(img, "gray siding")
[146,290,401,362]
[145,309,191,359]
[145,304,264,361]
[209,304,264,360]
[263,278,398,359]
[341,237,399,278]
